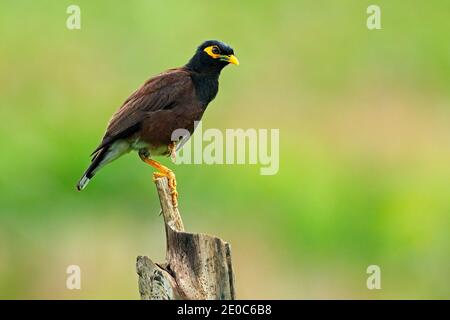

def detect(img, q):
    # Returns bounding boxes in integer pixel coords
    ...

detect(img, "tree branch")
[136,177,235,300]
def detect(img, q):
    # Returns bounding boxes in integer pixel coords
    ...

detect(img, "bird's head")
[186,40,239,74]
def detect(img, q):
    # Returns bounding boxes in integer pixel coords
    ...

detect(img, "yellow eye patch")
[203,45,239,65]
[203,46,221,59]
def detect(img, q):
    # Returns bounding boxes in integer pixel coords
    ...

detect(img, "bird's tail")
[76,147,109,191]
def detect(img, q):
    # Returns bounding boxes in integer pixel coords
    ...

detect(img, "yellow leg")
[139,153,178,208]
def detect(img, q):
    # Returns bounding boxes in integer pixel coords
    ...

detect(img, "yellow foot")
[139,152,179,208]
[153,170,178,208]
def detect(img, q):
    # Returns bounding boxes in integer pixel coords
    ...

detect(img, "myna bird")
[76,40,239,207]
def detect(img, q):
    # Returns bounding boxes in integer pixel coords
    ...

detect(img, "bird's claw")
[153,171,178,208]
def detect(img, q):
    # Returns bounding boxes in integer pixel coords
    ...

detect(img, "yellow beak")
[226,54,239,66]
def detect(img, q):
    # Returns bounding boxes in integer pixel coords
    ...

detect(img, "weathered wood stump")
[136,177,235,300]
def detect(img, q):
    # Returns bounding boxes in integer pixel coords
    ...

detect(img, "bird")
[76,40,239,207]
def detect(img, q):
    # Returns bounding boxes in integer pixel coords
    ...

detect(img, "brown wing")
[91,68,192,155]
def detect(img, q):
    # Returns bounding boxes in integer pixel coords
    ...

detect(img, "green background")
[0,0,449,299]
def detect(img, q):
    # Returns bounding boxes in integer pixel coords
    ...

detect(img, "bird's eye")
[212,46,220,54]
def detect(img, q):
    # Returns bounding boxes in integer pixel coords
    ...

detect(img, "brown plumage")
[91,68,198,155]
[77,40,238,206]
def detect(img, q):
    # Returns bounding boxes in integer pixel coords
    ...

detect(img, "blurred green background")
[0,0,449,299]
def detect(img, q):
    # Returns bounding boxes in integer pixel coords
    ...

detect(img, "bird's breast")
[134,104,204,157]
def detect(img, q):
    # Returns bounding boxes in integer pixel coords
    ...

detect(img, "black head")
[186,40,239,74]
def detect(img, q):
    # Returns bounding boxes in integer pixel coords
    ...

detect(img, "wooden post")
[136,177,236,300]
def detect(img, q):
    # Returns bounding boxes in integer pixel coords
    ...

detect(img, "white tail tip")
[77,176,90,191]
